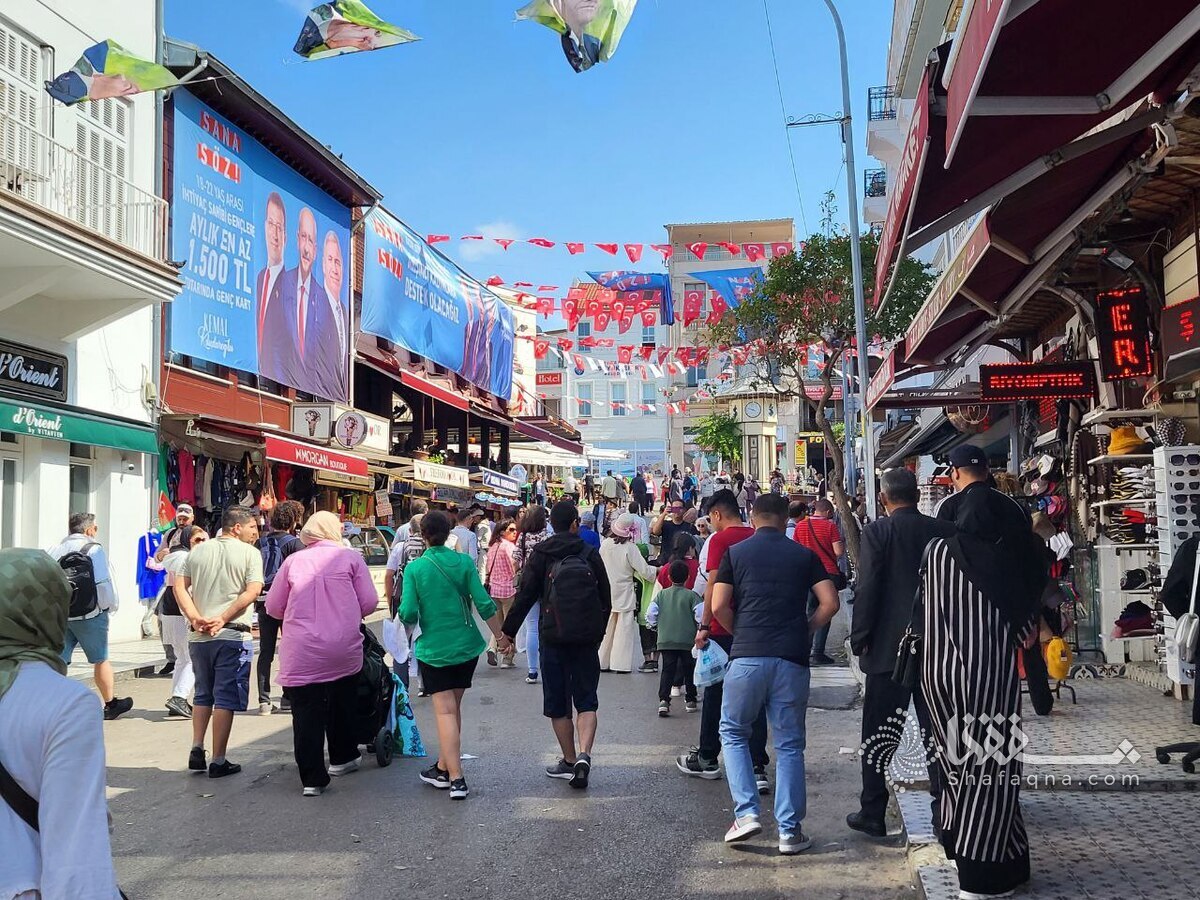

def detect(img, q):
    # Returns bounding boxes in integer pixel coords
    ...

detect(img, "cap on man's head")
[948,445,987,468]
[177,504,194,517]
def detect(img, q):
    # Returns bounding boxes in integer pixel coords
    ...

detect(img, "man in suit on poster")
[275,207,334,396]
[256,192,290,383]
[461,287,494,390]
[320,230,349,400]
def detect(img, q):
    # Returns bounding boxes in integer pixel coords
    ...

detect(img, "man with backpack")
[256,503,303,715]
[48,512,133,720]
[500,501,611,790]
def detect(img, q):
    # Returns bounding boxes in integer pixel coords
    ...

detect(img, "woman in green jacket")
[400,510,504,800]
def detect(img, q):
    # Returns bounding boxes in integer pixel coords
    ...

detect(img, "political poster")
[361,208,515,401]
[45,40,178,105]
[690,268,765,310]
[294,0,419,60]
[516,0,638,72]
[169,90,352,402]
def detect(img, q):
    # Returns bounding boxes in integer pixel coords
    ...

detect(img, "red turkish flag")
[771,242,793,257]
[640,309,656,327]
[566,242,586,255]
[527,238,555,248]
[580,336,598,349]
[732,346,749,365]
[675,347,692,366]
[597,338,615,348]
[566,286,587,302]
[494,238,514,250]
[680,401,689,413]
[533,339,550,359]
[656,347,671,365]
[743,243,765,262]
[557,337,574,351]
[707,292,728,325]
[536,297,555,317]
[618,308,635,334]
[595,310,612,331]
[617,346,634,364]
[537,285,558,292]
[485,275,504,286]
[461,235,483,241]
[598,288,617,306]
[638,365,649,379]
[683,290,704,327]
[688,242,708,260]
[628,291,651,313]
[696,348,710,364]
[562,298,582,330]
[611,299,626,322]
[624,243,644,263]
[719,242,741,256]
[650,244,673,262]
[573,354,585,371]
[639,345,654,362]
[514,281,534,288]
[595,243,619,256]
[427,234,450,245]
[585,297,602,319]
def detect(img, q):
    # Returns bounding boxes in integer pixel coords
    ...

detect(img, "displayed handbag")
[1176,546,1200,665]
[893,542,936,690]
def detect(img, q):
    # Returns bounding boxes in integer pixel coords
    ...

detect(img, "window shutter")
[74,96,130,241]
[0,20,43,197]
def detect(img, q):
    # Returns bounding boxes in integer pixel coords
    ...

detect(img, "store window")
[0,457,16,548]
[69,444,93,517]
[612,383,627,417]
[577,382,593,417]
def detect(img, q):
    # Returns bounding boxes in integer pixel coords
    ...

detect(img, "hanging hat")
[1107,425,1150,457]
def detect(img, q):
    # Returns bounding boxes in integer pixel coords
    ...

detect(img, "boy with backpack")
[648,560,702,717]
[256,503,303,714]
[500,501,612,790]
[49,512,133,720]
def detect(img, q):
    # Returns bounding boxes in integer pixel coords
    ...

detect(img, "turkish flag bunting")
[675,347,692,366]
[666,403,677,415]
[650,244,673,262]
[628,291,652,313]
[771,242,793,257]
[640,309,656,327]
[680,401,689,413]
[611,300,626,321]
[573,354,585,370]
[617,346,634,364]
[731,346,748,365]
[707,292,728,325]
[533,339,550,359]
[427,234,450,245]
[697,348,710,364]
[538,285,559,292]
[638,366,649,379]
[683,290,704,327]
[528,238,555,248]
[598,338,614,347]
[566,242,586,255]
[719,242,741,256]
[494,238,514,250]
[514,281,533,287]
[461,235,483,241]
[743,243,765,262]
[595,311,612,331]
[562,298,581,329]
[598,288,617,305]
[536,297,555,317]
[557,337,574,351]
[486,275,503,286]
[639,345,654,362]
[688,242,708,260]
[566,286,587,301]
[618,309,635,334]
[656,347,671,365]
[624,243,644,263]
[584,297,602,319]
[579,336,597,348]
[595,243,619,256]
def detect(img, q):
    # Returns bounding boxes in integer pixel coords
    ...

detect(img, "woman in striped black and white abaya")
[921,484,1045,900]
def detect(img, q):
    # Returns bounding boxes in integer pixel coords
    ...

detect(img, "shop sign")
[1095,288,1152,381]
[943,0,1010,165]
[866,347,896,412]
[536,372,563,387]
[265,434,368,477]
[333,410,368,449]
[1161,295,1200,372]
[979,362,1097,402]
[432,485,475,505]
[478,468,519,495]
[292,403,333,441]
[374,490,392,519]
[413,460,469,488]
[803,383,844,401]
[358,410,390,453]
[0,399,157,454]
[0,339,67,403]
[315,470,373,490]
[905,216,991,359]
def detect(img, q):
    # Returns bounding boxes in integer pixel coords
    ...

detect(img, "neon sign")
[979,362,1097,402]
[1095,287,1153,380]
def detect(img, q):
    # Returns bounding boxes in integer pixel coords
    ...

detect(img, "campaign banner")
[690,268,764,309]
[588,271,674,325]
[169,90,351,402]
[362,207,514,400]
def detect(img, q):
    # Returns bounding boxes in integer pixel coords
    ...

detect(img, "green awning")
[0,399,158,455]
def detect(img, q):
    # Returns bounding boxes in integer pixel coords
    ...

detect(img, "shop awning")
[513,419,584,455]
[0,398,157,454]
[509,442,587,470]
[879,413,956,469]
[400,370,470,412]
[265,434,368,478]
[876,12,1200,305]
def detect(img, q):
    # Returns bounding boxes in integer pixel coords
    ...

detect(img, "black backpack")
[260,534,286,591]
[541,548,605,645]
[58,542,100,619]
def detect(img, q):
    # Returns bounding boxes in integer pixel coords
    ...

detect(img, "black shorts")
[417,657,478,694]
[541,642,601,719]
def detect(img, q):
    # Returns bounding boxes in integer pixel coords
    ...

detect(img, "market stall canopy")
[509,442,589,470]
[513,418,583,455]
[876,7,1200,306]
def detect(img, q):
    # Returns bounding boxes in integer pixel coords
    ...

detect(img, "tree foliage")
[692,412,743,463]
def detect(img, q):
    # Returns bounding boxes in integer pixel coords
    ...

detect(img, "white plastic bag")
[382,614,410,665]
[692,639,729,689]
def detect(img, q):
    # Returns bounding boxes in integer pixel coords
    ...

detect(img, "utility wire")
[762,0,809,236]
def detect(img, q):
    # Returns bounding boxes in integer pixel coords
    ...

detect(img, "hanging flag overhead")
[294,0,419,60]
[691,267,765,309]
[588,271,674,326]
[516,0,638,73]
[45,40,178,105]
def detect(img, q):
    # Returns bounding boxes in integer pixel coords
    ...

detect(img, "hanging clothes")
[193,455,208,509]
[176,450,196,505]
[165,447,180,504]
[200,457,215,510]
[136,531,166,602]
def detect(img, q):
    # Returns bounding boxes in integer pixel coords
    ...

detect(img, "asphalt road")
[103,662,914,900]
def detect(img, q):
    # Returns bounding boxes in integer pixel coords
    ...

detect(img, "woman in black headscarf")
[920,484,1047,899]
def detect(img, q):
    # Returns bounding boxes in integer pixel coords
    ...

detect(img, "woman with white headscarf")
[265,511,379,797]
[598,513,657,673]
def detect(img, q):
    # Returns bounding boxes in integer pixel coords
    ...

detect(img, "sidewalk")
[67,636,167,685]
[894,673,1200,898]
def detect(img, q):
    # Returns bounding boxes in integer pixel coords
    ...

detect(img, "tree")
[692,412,743,466]
[707,194,934,564]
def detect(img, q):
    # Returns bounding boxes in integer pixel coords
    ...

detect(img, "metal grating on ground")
[897,789,937,844]
[917,865,959,900]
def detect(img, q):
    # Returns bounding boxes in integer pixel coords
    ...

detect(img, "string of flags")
[430,236,805,264]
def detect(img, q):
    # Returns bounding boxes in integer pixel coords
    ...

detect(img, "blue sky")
[166,0,891,296]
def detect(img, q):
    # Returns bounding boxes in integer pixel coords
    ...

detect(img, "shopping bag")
[382,614,409,665]
[390,673,426,757]
[692,639,729,689]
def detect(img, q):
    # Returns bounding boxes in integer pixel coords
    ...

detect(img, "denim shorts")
[190,639,253,711]
[61,611,109,664]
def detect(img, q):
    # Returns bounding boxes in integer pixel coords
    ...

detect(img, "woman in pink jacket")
[265,511,378,796]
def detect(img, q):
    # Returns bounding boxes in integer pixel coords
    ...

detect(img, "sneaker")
[670,686,682,697]
[259,702,273,716]
[449,778,469,800]
[103,697,133,721]
[302,786,325,797]
[545,758,575,780]
[188,746,207,772]
[420,764,451,789]
[156,662,175,677]
[525,671,539,684]
[637,661,658,673]
[499,659,515,669]
[810,653,836,666]
[845,811,887,838]
[278,698,292,713]
[676,749,721,779]
[724,815,763,843]
[658,700,671,717]
[328,756,361,777]
[685,700,698,713]
[754,766,770,794]
[486,649,498,667]
[959,892,1013,900]
[778,831,813,855]
[570,753,591,789]
[208,760,242,778]
[165,696,193,719]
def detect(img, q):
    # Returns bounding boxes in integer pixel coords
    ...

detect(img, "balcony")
[867,86,898,122]
[863,168,889,225]
[866,84,905,165]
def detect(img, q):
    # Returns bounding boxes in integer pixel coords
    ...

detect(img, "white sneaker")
[302,786,324,797]
[959,892,1013,899]
[723,815,762,843]
[779,832,813,855]
[259,702,272,716]
[670,686,682,697]
[328,757,361,776]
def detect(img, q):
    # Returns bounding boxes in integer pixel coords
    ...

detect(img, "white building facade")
[0,3,180,642]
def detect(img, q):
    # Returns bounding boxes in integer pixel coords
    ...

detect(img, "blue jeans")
[719,658,811,835]
[525,603,540,674]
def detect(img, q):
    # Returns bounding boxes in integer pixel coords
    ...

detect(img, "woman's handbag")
[1176,546,1200,664]
[893,542,935,689]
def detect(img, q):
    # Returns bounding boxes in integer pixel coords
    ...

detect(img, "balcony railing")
[867,85,898,122]
[0,111,168,261]
[865,168,888,199]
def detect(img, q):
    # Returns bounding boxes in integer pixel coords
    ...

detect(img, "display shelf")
[1090,499,1154,508]
[1110,635,1158,643]
[1087,453,1154,465]
[1121,589,1157,596]
[1108,543,1157,550]
[1081,407,1157,426]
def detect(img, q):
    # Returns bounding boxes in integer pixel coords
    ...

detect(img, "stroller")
[355,625,396,766]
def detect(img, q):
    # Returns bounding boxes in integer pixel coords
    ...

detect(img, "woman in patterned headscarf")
[0,548,121,897]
